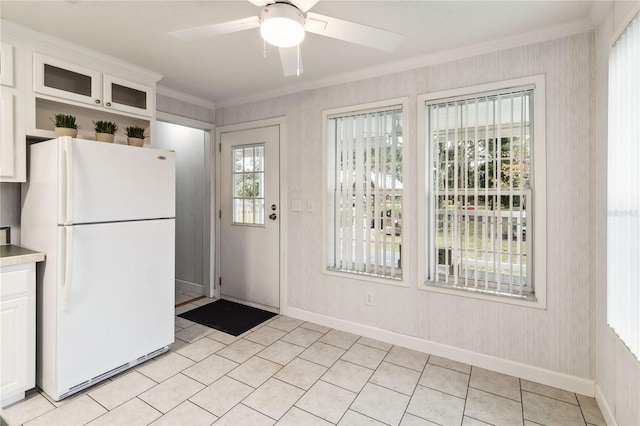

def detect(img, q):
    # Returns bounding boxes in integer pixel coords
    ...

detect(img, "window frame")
[322,97,410,287]
[417,76,547,309]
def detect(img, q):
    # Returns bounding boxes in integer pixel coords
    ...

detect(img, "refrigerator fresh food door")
[56,219,174,395]
[61,138,175,225]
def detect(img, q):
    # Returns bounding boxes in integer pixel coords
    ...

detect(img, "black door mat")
[178,299,277,337]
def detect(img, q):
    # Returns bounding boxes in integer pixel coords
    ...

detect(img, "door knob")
[269,213,277,220]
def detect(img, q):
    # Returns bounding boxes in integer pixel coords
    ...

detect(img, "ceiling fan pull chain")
[297,44,301,77]
[263,39,267,59]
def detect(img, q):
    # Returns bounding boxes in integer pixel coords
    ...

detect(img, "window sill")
[324,268,408,288]
[419,281,546,309]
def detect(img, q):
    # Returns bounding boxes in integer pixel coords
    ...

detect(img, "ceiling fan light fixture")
[260,3,305,48]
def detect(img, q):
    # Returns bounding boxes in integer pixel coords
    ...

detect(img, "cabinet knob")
[105,102,112,107]
[95,99,101,104]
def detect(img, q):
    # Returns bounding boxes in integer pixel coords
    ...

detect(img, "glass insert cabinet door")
[232,144,265,226]
[103,75,153,116]
[34,54,102,105]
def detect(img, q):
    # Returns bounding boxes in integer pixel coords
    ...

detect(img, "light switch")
[292,199,303,212]
[306,200,314,213]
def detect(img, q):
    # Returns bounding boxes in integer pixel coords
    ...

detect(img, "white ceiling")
[0,1,599,106]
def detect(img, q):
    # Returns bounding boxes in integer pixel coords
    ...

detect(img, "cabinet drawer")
[1,267,30,298]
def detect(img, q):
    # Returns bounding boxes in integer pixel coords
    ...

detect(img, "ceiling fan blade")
[289,0,319,13]
[279,46,304,77]
[169,16,260,41]
[247,0,270,7]
[305,12,403,53]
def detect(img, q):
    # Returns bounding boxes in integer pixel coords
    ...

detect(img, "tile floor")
[1,294,606,426]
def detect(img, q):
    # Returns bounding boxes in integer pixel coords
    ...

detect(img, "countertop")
[0,245,45,268]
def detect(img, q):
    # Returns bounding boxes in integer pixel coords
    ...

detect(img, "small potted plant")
[51,114,78,138]
[93,120,118,143]
[125,126,147,147]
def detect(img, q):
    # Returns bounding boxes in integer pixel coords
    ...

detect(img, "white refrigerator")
[21,137,175,401]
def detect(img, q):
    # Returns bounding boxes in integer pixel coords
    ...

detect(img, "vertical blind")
[426,88,533,298]
[608,12,640,359]
[328,107,403,279]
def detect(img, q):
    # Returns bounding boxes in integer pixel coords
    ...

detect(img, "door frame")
[214,116,288,314]
[156,111,215,298]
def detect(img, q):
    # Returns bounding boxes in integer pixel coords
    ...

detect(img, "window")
[608,12,640,359]
[325,102,404,281]
[420,76,546,305]
[232,144,265,225]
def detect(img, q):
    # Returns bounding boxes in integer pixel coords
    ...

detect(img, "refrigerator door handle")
[62,226,73,311]
[64,138,74,225]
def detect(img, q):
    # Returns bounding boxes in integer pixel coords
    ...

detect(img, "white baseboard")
[286,306,595,397]
[595,383,617,426]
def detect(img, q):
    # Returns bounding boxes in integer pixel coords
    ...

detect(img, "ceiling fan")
[169,0,404,77]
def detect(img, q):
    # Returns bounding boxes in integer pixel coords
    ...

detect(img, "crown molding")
[216,17,594,108]
[157,85,216,110]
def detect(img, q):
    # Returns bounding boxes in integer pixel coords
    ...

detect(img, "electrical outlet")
[365,291,374,306]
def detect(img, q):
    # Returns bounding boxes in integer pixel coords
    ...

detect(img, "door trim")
[215,116,288,315]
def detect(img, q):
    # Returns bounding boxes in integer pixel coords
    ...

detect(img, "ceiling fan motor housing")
[260,2,306,48]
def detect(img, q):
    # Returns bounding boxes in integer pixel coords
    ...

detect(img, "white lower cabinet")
[0,263,36,407]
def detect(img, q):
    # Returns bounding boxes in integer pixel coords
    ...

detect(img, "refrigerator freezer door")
[63,138,175,224]
[55,219,174,396]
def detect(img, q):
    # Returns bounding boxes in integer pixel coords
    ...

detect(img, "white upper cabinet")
[34,54,153,117]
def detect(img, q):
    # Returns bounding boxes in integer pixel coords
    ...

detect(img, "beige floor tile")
[182,354,238,385]
[228,356,282,388]
[295,380,357,423]
[138,373,205,414]
[357,336,393,351]
[384,346,429,372]
[322,360,374,393]
[217,339,266,363]
[189,376,253,417]
[244,378,306,419]
[258,340,306,365]
[400,413,440,425]
[462,415,493,425]
[24,395,107,426]
[175,304,199,315]
[407,385,465,425]
[300,322,331,334]
[137,352,195,383]
[174,316,197,329]
[521,379,578,405]
[281,327,324,348]
[268,317,304,332]
[427,355,471,374]
[87,398,161,425]
[370,361,421,396]
[464,387,523,426]
[149,400,217,425]
[88,371,156,410]
[299,342,346,368]
[207,330,239,345]
[244,326,288,346]
[339,410,388,425]
[419,363,469,398]
[577,394,606,426]
[214,404,275,425]
[470,367,521,402]
[169,338,189,352]
[341,343,388,370]
[0,391,55,425]
[351,383,411,426]
[175,323,214,343]
[523,391,585,426]
[177,337,226,362]
[319,329,360,349]
[274,357,327,390]
[191,297,216,306]
[277,406,332,425]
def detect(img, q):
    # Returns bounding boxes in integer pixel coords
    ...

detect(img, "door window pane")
[232,144,265,225]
